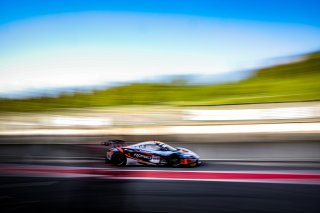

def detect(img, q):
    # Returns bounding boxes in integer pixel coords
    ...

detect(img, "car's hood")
[176,147,200,158]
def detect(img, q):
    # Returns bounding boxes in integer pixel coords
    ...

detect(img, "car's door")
[126,143,152,163]
[144,143,163,164]
[131,143,161,164]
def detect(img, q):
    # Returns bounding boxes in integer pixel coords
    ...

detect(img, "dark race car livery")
[103,140,201,167]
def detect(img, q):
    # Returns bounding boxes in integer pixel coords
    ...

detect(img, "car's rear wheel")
[105,157,110,164]
[111,153,127,166]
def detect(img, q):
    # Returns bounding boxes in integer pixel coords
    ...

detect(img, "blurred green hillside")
[1,52,320,112]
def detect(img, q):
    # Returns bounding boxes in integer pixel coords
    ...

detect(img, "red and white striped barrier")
[1,164,320,184]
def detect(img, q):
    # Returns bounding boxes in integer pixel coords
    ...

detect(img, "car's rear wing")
[101,139,127,148]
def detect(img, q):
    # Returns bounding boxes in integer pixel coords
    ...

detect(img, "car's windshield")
[134,141,177,151]
[161,144,177,151]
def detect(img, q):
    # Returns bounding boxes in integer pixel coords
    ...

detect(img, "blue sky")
[1,0,320,94]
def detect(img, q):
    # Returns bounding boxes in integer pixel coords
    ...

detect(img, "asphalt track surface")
[1,144,320,213]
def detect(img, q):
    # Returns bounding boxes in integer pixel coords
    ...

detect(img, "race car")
[103,140,201,167]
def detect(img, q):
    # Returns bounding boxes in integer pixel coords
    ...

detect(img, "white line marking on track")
[100,177,320,185]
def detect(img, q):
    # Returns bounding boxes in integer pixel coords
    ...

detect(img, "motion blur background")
[1,1,320,213]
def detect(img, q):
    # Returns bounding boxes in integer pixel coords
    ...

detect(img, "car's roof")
[125,141,167,148]
[134,141,165,146]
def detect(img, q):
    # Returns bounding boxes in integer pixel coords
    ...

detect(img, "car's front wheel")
[111,153,127,166]
[168,155,180,167]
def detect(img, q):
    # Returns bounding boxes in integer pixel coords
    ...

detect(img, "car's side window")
[145,144,161,151]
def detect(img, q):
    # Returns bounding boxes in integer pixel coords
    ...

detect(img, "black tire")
[105,157,110,164]
[111,153,127,166]
[189,160,200,167]
[168,155,180,167]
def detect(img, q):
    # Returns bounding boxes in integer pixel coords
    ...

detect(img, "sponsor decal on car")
[133,153,152,160]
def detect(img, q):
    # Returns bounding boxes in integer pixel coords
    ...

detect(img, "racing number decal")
[150,155,160,164]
